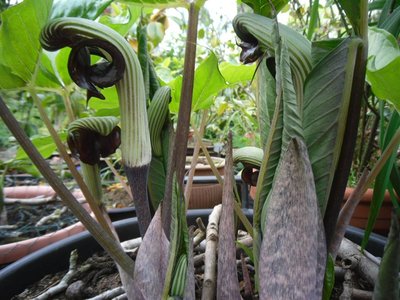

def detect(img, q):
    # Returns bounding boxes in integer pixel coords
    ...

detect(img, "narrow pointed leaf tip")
[67,116,121,165]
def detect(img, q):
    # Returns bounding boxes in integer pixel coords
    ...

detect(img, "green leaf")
[50,0,112,19]
[242,0,289,17]
[169,52,227,113]
[322,255,335,300]
[280,42,303,148]
[373,212,400,300]
[236,241,254,263]
[0,0,53,89]
[119,0,188,9]
[362,111,400,249]
[16,133,67,160]
[163,175,190,298]
[337,0,361,34]
[307,0,320,40]
[303,38,361,214]
[367,27,400,111]
[380,5,400,37]
[311,38,344,66]
[256,57,277,147]
[88,86,120,113]
[148,123,171,210]
[219,62,256,85]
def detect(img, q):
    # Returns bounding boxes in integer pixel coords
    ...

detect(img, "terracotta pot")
[185,156,225,209]
[343,187,394,236]
[1,186,89,264]
[2,185,137,264]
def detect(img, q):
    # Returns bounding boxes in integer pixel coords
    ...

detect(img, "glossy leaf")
[16,133,67,160]
[303,38,361,214]
[242,0,289,17]
[259,138,326,299]
[169,52,227,113]
[367,27,400,111]
[50,0,112,19]
[0,0,53,89]
[98,4,143,37]
[219,62,256,85]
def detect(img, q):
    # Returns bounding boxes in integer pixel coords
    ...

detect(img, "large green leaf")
[303,38,361,214]
[219,62,256,85]
[0,0,53,89]
[120,0,188,9]
[169,52,227,113]
[367,27,400,111]
[50,0,112,19]
[16,133,67,160]
[242,0,289,17]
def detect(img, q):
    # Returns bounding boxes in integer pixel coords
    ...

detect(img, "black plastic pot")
[0,209,386,299]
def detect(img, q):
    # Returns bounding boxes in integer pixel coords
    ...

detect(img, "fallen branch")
[193,217,206,247]
[120,237,142,252]
[35,206,68,227]
[33,250,79,300]
[201,204,222,300]
[337,238,379,286]
[86,286,125,300]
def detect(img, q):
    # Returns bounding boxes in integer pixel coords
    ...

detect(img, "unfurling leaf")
[259,138,326,299]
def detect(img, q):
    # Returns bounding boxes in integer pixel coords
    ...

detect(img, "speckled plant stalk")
[41,18,152,237]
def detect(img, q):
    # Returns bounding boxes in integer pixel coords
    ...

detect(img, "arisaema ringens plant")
[0,0,206,298]
[232,0,370,298]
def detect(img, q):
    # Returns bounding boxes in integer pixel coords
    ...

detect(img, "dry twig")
[86,286,125,300]
[201,204,222,300]
[33,250,79,300]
